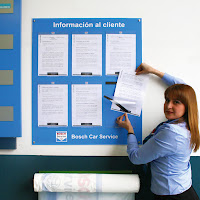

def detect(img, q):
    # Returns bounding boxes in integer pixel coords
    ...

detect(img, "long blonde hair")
[165,84,200,152]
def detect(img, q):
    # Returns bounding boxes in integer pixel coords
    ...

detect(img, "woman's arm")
[127,127,177,164]
[136,63,164,78]
[136,63,185,86]
[116,113,177,165]
[116,114,177,164]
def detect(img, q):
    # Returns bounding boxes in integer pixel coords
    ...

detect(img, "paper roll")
[34,173,140,193]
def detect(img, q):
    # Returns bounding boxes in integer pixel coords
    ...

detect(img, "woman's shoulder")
[153,122,191,153]
[160,122,190,139]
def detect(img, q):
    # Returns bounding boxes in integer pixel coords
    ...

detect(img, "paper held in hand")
[111,70,149,116]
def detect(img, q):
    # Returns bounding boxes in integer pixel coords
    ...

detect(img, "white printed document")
[38,34,68,76]
[112,71,149,116]
[106,34,136,75]
[72,34,102,76]
[38,84,68,126]
[72,84,102,126]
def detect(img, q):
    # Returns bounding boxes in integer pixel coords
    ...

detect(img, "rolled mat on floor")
[34,173,140,193]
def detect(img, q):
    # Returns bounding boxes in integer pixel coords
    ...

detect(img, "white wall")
[1,0,200,156]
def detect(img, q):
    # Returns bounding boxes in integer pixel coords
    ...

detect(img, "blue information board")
[32,18,142,145]
[0,0,21,139]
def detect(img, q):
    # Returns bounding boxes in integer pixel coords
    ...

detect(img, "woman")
[116,63,200,200]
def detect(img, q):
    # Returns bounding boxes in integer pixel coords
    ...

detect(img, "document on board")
[72,34,102,76]
[106,34,136,75]
[72,84,102,126]
[38,84,68,126]
[112,71,149,116]
[38,34,68,76]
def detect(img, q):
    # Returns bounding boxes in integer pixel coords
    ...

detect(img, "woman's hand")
[116,113,134,133]
[136,63,164,78]
[135,63,154,75]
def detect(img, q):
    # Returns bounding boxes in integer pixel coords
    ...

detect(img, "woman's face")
[164,97,186,120]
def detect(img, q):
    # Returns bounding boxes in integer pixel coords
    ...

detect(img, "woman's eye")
[165,98,170,103]
[174,100,181,104]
